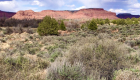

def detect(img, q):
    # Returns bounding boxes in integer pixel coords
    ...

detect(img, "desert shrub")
[67,38,128,80]
[88,19,98,30]
[50,52,62,62]
[3,27,13,34]
[4,56,28,69]
[59,20,66,31]
[1,56,49,80]
[113,69,140,80]
[13,24,24,33]
[37,16,59,36]
[105,18,110,25]
[25,27,34,34]
[46,59,89,80]
[65,20,80,31]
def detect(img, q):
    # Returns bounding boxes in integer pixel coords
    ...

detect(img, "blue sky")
[0,0,140,15]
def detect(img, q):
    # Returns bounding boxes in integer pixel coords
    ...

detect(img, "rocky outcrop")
[0,10,15,19]
[12,8,118,20]
[117,13,140,19]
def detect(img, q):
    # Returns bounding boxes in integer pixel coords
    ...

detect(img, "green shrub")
[112,20,117,24]
[126,20,133,25]
[60,21,66,31]
[134,20,139,25]
[4,56,28,69]
[37,16,59,36]
[88,19,98,30]
[117,19,126,25]
[81,24,84,29]
[131,17,137,21]
[105,18,110,25]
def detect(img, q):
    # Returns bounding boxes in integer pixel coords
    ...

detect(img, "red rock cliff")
[12,8,118,20]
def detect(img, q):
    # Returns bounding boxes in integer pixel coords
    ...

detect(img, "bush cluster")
[111,18,140,25]
[0,18,42,28]
[4,25,33,34]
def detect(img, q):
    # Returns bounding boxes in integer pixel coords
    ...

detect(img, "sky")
[0,0,140,15]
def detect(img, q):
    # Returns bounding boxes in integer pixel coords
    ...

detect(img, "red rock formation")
[12,8,118,20]
[0,10,15,19]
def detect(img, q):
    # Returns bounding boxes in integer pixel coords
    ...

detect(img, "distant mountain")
[117,13,140,19]
[12,8,118,20]
[0,10,16,19]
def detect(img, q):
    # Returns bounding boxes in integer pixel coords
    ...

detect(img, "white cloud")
[78,0,101,8]
[74,6,86,10]
[131,3,140,8]
[31,0,44,6]
[66,4,75,8]
[109,9,127,13]
[0,0,17,12]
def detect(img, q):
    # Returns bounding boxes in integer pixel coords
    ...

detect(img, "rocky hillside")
[0,10,15,19]
[12,8,118,20]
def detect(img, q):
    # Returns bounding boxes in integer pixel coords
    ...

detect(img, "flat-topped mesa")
[12,8,118,20]
[66,8,118,19]
[80,8,104,11]
[117,13,140,19]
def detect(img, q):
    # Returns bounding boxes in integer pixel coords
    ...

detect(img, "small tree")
[105,18,110,25]
[88,19,98,30]
[37,16,59,36]
[99,20,105,25]
[60,21,66,31]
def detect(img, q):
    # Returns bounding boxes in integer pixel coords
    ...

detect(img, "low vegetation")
[1,17,140,80]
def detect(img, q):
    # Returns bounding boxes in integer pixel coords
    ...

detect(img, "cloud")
[131,3,140,8]
[78,0,131,9]
[109,9,127,14]
[74,6,86,10]
[66,4,75,8]
[0,0,17,12]
[31,0,44,6]
[31,0,65,9]
[0,0,12,1]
